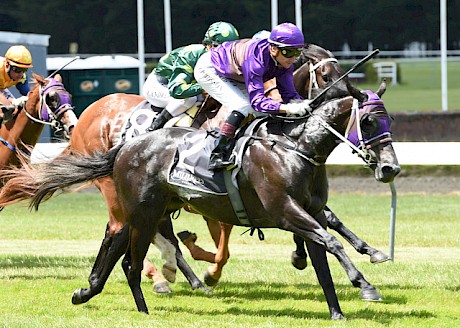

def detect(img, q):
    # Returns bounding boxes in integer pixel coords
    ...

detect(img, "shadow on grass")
[83,296,436,323]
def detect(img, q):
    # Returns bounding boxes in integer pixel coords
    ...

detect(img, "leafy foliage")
[1,0,460,54]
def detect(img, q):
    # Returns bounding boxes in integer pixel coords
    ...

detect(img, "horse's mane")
[294,43,336,70]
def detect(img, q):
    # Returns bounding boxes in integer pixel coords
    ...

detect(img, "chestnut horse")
[3,87,400,318]
[0,73,77,175]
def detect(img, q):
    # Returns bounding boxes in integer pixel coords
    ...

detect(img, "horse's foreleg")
[142,256,172,294]
[283,206,382,311]
[295,225,382,303]
[156,215,211,293]
[177,216,219,263]
[324,206,390,263]
[291,233,308,270]
[305,240,344,320]
[204,222,233,287]
[72,223,129,305]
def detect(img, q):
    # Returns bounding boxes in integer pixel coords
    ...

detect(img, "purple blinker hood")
[40,77,73,121]
[347,90,391,148]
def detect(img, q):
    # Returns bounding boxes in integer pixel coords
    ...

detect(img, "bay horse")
[0,73,77,175]
[4,85,400,319]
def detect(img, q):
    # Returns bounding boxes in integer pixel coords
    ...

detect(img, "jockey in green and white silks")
[142,21,239,131]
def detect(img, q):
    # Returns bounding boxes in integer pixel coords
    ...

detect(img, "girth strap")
[223,170,250,225]
[223,170,265,241]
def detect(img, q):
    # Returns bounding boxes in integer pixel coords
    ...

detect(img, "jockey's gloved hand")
[11,96,28,109]
[284,102,308,116]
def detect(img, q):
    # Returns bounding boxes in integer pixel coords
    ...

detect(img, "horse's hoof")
[370,251,391,264]
[191,281,213,294]
[177,230,197,244]
[360,287,382,301]
[203,271,219,287]
[331,312,345,320]
[162,265,177,283]
[291,251,307,270]
[153,281,173,294]
[72,288,85,305]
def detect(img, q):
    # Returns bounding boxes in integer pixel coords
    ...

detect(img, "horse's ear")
[376,79,387,98]
[346,80,367,102]
[54,74,63,83]
[33,73,46,86]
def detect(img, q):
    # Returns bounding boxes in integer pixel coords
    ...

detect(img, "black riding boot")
[208,111,245,171]
[148,110,173,131]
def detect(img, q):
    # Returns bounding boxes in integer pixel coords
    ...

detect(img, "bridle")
[23,77,74,137]
[307,57,339,99]
[0,77,75,153]
[344,90,393,159]
[272,90,392,166]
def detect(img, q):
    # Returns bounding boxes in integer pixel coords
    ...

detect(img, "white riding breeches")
[194,51,253,117]
[0,88,14,100]
[142,72,197,117]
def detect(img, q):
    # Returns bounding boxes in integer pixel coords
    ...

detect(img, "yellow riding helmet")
[5,45,33,68]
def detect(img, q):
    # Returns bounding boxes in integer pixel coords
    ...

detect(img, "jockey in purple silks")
[195,22,312,170]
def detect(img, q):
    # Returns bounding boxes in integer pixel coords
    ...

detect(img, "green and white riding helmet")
[203,21,239,47]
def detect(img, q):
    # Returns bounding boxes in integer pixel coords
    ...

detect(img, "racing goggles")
[279,47,302,58]
[10,66,28,73]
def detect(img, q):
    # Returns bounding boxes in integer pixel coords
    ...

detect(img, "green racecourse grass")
[0,192,459,328]
[353,60,460,113]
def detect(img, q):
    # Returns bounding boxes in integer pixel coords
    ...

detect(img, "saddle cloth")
[167,118,267,195]
[168,130,227,195]
[121,100,203,142]
[121,100,160,141]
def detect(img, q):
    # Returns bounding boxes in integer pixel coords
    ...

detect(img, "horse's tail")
[0,144,123,210]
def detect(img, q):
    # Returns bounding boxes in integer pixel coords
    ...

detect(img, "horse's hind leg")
[305,240,344,320]
[324,206,390,263]
[72,223,129,305]
[123,219,157,314]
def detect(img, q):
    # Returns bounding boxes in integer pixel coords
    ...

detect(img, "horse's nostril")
[382,165,400,177]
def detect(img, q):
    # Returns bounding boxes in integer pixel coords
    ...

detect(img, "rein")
[273,92,391,166]
[249,134,323,166]
[0,77,74,154]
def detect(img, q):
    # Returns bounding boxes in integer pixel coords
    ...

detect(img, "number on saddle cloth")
[168,117,268,194]
[121,99,205,142]
[121,100,162,141]
[168,129,228,194]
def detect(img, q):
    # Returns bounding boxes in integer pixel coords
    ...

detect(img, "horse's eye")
[322,74,329,83]
[361,114,380,138]
[45,92,60,109]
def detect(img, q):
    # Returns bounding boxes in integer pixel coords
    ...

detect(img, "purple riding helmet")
[268,22,305,48]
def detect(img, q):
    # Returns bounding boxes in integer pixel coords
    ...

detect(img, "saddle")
[167,117,269,195]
